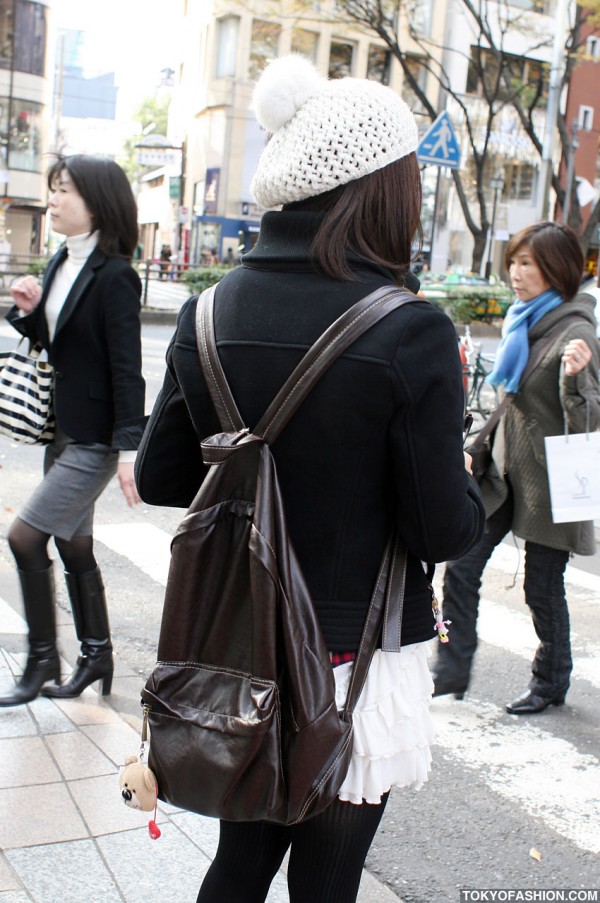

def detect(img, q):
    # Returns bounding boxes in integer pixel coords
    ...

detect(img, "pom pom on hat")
[252,55,323,133]
[250,54,419,209]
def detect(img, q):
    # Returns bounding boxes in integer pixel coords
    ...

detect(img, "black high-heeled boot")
[0,567,61,707]
[42,567,114,698]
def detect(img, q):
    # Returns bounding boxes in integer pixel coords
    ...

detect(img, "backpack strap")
[343,533,407,713]
[195,282,422,670]
[196,284,246,433]
[196,283,421,443]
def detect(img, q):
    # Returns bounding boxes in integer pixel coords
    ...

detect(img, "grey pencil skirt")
[20,426,118,541]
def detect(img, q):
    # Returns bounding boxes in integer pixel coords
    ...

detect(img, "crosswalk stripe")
[430,698,600,854]
[94,523,171,586]
[0,597,26,634]
[489,540,599,592]
[96,523,598,594]
[476,598,600,689]
[94,523,600,687]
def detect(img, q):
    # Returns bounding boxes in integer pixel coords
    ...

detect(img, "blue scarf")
[486,289,563,392]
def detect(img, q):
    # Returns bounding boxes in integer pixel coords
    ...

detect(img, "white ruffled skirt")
[333,642,435,805]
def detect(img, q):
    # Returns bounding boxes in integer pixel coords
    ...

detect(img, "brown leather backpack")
[141,284,418,824]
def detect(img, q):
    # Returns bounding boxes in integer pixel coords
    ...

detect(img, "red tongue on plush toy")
[148,788,161,839]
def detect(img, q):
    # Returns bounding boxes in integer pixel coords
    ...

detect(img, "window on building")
[585,35,600,59]
[249,19,280,82]
[328,41,354,78]
[466,47,547,105]
[578,105,594,131]
[367,45,391,84]
[291,28,318,62]
[216,16,239,78]
[509,0,548,11]
[0,0,12,69]
[14,0,46,76]
[507,163,536,201]
[7,99,41,171]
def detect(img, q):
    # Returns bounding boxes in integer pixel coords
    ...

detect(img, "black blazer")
[135,211,485,651]
[7,247,146,449]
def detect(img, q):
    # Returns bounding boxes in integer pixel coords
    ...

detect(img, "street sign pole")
[429,169,442,268]
[417,112,461,272]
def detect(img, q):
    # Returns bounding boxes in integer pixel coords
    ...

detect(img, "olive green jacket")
[481,292,600,555]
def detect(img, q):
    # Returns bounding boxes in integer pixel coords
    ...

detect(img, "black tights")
[8,518,96,574]
[196,794,389,903]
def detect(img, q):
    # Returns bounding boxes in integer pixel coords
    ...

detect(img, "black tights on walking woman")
[196,795,389,903]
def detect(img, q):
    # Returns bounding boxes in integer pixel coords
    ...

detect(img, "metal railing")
[0,254,49,292]
[138,258,191,305]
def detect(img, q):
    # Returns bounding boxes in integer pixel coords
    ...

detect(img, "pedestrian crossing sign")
[417,112,461,169]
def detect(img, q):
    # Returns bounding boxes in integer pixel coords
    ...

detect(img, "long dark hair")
[47,155,138,259]
[283,153,423,283]
[504,222,583,301]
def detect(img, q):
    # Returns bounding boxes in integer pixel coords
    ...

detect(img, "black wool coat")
[7,247,146,450]
[136,212,485,651]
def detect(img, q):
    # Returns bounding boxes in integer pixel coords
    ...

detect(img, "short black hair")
[47,155,138,259]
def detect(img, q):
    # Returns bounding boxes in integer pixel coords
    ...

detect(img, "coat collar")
[528,292,596,342]
[43,246,108,342]
[243,211,421,294]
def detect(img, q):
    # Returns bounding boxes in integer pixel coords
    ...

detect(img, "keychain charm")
[430,584,451,643]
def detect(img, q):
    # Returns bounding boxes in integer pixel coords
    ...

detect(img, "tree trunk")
[471,229,487,272]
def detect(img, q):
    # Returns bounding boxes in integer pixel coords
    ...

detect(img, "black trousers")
[434,494,572,698]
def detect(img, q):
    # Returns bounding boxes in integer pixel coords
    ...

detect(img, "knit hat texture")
[250,54,419,209]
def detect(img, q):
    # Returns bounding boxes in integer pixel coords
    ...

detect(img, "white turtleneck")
[44,231,136,461]
[44,231,99,341]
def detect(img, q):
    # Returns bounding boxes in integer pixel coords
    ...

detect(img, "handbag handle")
[468,314,587,452]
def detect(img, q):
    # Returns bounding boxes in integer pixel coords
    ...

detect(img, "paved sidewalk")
[0,588,399,903]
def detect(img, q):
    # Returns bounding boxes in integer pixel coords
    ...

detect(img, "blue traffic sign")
[417,112,461,169]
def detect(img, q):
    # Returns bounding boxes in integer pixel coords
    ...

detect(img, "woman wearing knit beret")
[136,55,485,902]
[1,155,146,707]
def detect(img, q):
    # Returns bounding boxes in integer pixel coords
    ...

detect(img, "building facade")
[167,0,599,273]
[428,0,574,273]
[170,0,445,265]
[559,17,600,274]
[0,0,51,267]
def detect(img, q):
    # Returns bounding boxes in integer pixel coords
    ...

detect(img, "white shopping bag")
[544,432,600,523]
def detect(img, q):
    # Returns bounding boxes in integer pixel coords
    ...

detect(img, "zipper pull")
[140,703,150,760]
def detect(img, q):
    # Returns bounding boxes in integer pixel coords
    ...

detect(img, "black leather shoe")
[433,678,467,700]
[41,650,113,698]
[505,690,566,715]
[0,651,60,707]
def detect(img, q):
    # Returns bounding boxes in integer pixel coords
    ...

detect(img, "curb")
[138,306,180,325]
[454,320,502,338]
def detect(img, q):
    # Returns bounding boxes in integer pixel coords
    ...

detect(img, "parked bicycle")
[459,325,498,424]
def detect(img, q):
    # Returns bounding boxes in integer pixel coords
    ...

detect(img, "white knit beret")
[250,54,419,209]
